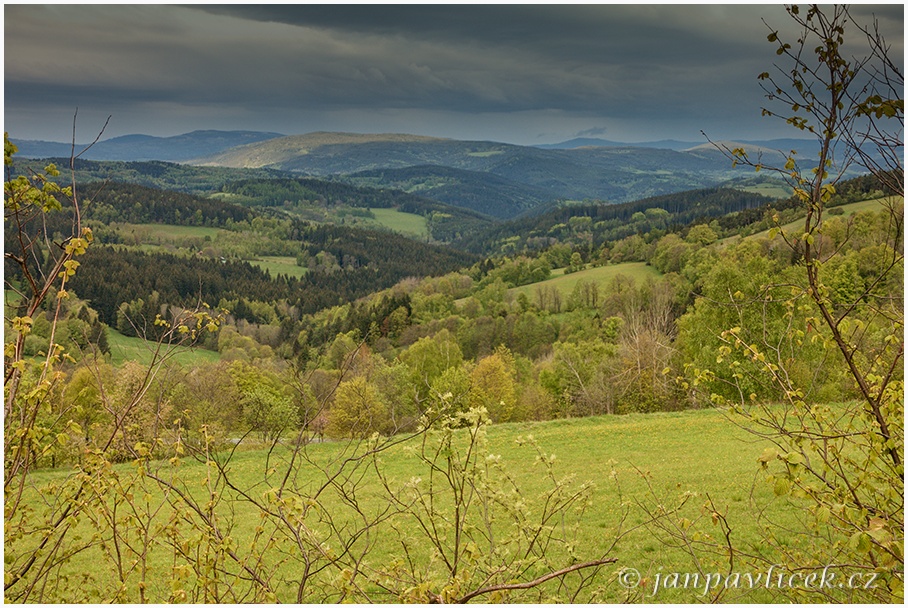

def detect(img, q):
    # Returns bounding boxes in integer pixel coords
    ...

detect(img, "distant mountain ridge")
[11,130,285,162]
[537,137,703,150]
[10,129,829,219]
[539,136,821,155]
[192,132,448,169]
[189,132,766,208]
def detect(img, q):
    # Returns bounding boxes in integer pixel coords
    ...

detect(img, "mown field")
[20,407,816,603]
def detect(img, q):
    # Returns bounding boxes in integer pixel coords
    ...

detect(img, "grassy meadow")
[509,261,662,300]
[360,207,430,239]
[21,406,812,603]
[113,222,225,242]
[734,182,793,200]
[246,255,309,279]
[106,327,220,366]
[745,195,902,241]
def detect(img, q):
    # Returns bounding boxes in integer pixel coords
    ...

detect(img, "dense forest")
[7,165,897,425]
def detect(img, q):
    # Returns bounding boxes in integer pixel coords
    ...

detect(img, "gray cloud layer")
[4,4,903,144]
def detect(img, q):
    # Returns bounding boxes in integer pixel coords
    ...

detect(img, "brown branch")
[453,558,618,604]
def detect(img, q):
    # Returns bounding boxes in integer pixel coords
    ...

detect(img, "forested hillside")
[12,156,289,194]
[454,187,780,253]
[215,176,494,241]
[344,164,562,218]
[8,161,895,416]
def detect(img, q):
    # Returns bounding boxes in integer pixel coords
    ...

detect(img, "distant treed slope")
[220,176,480,214]
[344,165,560,218]
[486,145,753,202]
[66,219,477,328]
[218,177,494,241]
[3,182,250,283]
[81,182,254,225]
[70,248,293,327]
[11,130,285,162]
[13,157,289,195]
[454,187,776,253]
[197,132,449,168]
[193,134,752,209]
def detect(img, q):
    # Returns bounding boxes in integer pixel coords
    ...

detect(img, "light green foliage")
[469,347,518,422]
[608,233,649,262]
[677,239,843,404]
[565,251,585,274]
[243,385,299,442]
[649,233,692,274]
[217,325,275,361]
[683,6,904,601]
[410,291,456,323]
[324,329,361,370]
[370,358,420,432]
[399,328,464,400]
[63,364,114,446]
[326,376,388,438]
[481,255,551,288]
[540,339,618,416]
[169,361,244,444]
[685,223,718,245]
[426,363,473,416]
[227,360,297,441]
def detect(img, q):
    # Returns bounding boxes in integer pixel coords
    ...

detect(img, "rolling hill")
[13,130,833,221]
[191,132,765,213]
[11,130,285,162]
[343,164,560,219]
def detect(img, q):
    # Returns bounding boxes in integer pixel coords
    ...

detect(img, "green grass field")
[106,327,220,366]
[19,406,814,602]
[113,222,225,241]
[736,183,793,199]
[363,207,430,239]
[247,255,309,279]
[509,261,661,300]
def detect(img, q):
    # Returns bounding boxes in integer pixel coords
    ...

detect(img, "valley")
[5,129,902,603]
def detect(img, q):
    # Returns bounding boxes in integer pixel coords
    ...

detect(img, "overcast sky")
[3,3,904,145]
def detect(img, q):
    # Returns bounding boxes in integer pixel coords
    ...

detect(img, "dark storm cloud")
[193,5,761,63]
[4,4,903,144]
[577,127,609,137]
